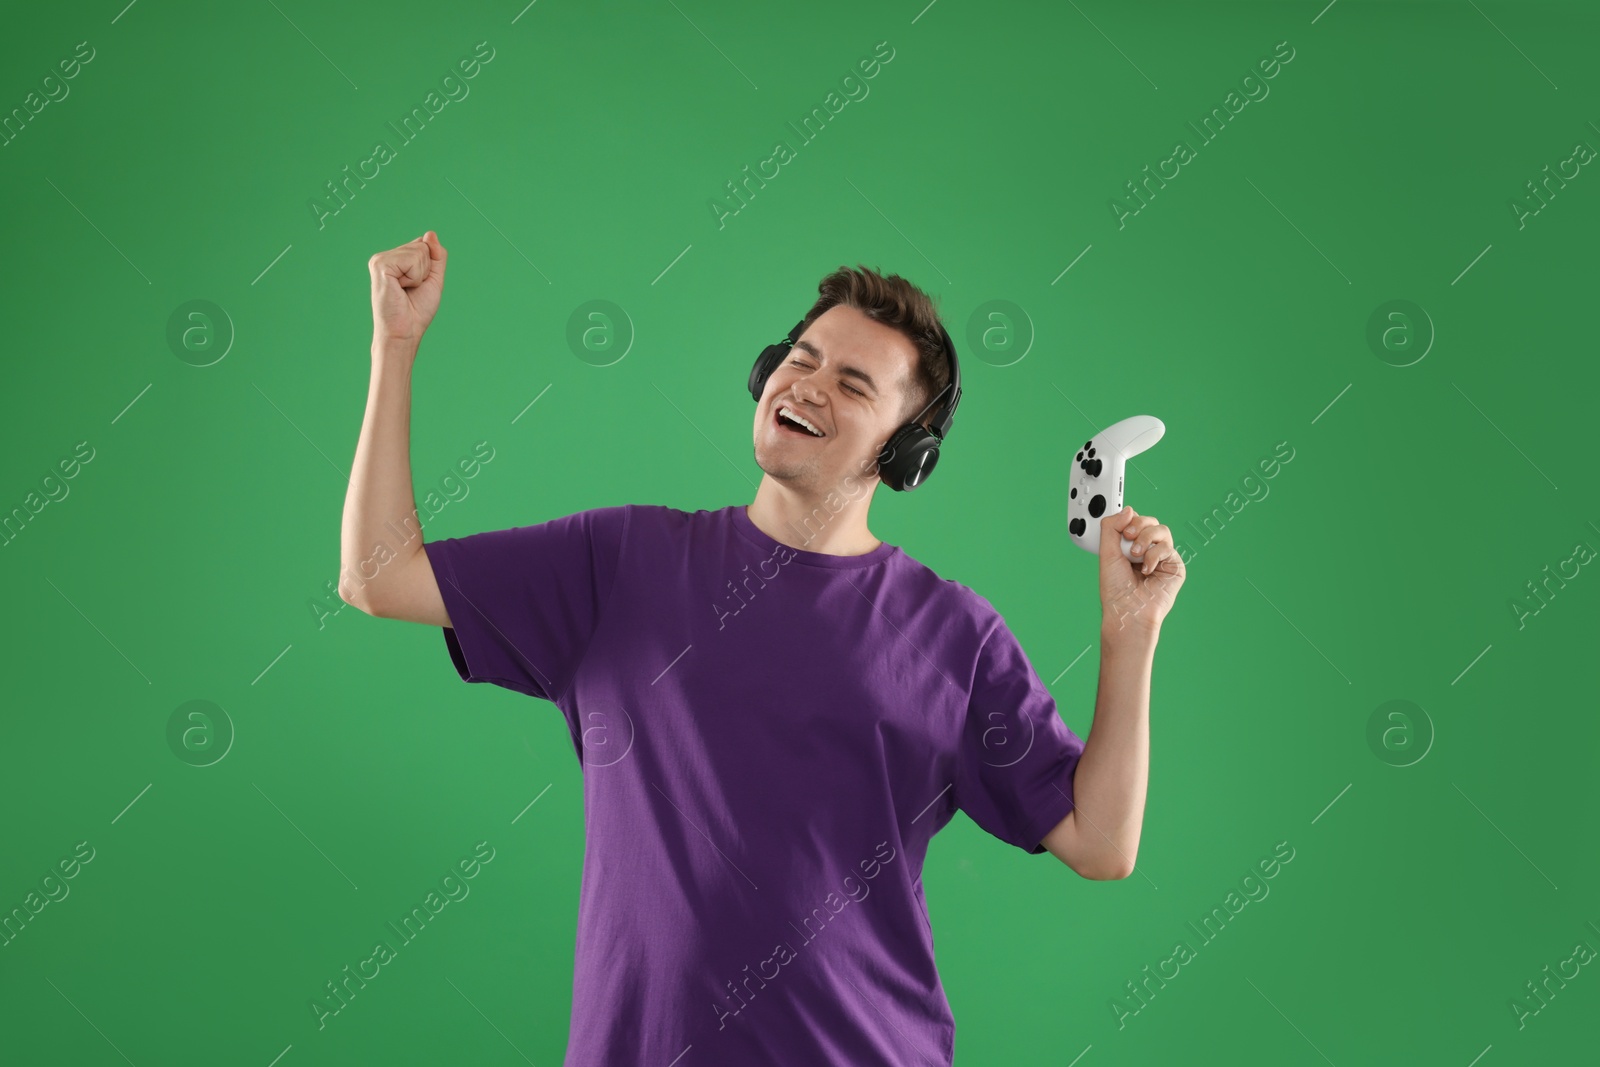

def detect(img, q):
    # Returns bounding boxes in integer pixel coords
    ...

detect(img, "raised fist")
[368,231,448,346]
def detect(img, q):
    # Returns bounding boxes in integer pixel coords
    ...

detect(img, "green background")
[3,0,1597,1063]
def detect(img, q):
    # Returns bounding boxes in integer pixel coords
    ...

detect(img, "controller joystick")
[1067,415,1166,558]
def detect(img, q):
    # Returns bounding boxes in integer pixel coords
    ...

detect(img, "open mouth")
[773,406,825,439]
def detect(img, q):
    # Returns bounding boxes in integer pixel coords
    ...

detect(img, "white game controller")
[1067,415,1166,558]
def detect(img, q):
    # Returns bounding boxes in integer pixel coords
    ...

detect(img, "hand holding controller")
[1067,415,1166,558]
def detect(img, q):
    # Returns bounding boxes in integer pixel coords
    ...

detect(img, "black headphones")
[748,317,962,492]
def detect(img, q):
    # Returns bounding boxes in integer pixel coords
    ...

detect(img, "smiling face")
[752,304,925,494]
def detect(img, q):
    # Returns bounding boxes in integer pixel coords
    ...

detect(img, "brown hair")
[799,264,951,430]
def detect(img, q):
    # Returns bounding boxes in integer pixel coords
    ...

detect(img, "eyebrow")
[792,339,880,397]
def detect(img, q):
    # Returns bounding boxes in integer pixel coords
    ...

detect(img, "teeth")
[778,406,824,437]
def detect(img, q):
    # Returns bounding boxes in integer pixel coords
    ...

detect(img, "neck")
[747,476,882,556]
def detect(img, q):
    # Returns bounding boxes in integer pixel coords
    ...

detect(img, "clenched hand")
[368,231,448,347]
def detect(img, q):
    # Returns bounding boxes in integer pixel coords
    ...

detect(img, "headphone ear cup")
[750,344,787,401]
[877,426,940,492]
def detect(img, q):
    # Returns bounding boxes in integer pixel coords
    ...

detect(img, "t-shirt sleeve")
[953,617,1087,855]
[421,504,630,704]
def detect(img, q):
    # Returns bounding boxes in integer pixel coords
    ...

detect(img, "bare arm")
[1040,629,1156,879]
[1042,504,1182,879]
[338,232,451,627]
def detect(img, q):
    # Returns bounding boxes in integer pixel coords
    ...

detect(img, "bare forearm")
[1071,626,1157,878]
[339,339,425,610]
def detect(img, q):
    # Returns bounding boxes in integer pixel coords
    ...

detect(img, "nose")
[788,373,824,408]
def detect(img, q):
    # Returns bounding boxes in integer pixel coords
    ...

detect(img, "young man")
[341,232,1186,1065]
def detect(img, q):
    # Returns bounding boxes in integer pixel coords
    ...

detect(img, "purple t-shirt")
[422,503,1085,1066]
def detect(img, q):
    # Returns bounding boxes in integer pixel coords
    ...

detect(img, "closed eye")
[789,358,865,397]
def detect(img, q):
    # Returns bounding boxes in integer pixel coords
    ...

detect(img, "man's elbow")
[1044,812,1136,880]
[338,577,383,617]
[1051,847,1135,881]
[1071,850,1136,880]
[1083,858,1136,881]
